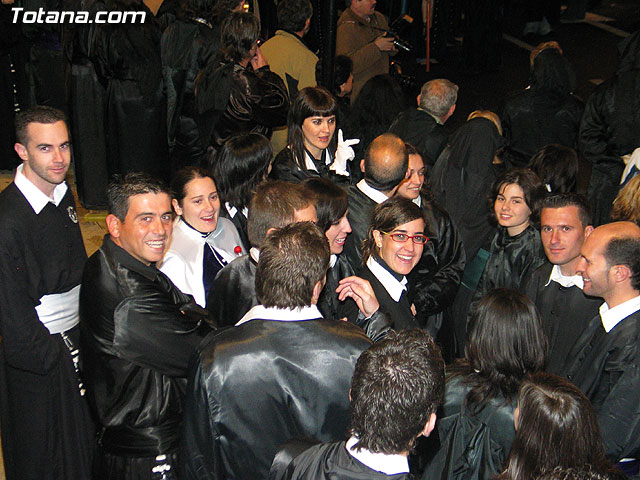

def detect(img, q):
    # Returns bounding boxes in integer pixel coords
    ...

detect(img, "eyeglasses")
[381,231,429,245]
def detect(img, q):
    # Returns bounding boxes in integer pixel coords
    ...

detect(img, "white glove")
[330,129,360,177]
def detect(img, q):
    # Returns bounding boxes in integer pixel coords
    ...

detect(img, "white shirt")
[545,264,584,289]
[366,256,407,302]
[14,163,68,214]
[599,295,640,333]
[345,436,409,475]
[356,179,390,204]
[159,217,244,307]
[236,304,323,325]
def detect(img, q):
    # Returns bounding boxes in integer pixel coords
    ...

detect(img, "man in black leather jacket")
[181,222,372,480]
[80,173,213,480]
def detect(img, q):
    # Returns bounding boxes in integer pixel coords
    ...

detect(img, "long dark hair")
[287,87,338,171]
[449,289,547,412]
[499,373,617,480]
[301,178,348,233]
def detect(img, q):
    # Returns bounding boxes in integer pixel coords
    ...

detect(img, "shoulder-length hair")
[212,133,272,211]
[301,177,348,233]
[287,87,339,171]
[490,168,546,225]
[449,288,547,412]
[499,373,614,480]
[361,196,426,265]
[220,11,260,63]
[611,175,640,225]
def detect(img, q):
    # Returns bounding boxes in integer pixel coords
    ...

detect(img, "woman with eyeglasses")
[338,196,427,337]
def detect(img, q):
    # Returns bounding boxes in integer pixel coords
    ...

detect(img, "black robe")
[270,147,350,185]
[317,254,354,321]
[161,18,219,171]
[91,9,169,181]
[343,184,379,272]
[205,253,258,327]
[79,235,212,479]
[563,309,640,461]
[180,317,372,479]
[271,441,411,480]
[0,183,93,480]
[524,262,602,375]
[388,108,449,167]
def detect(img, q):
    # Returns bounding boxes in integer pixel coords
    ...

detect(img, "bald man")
[342,133,408,271]
[563,221,640,464]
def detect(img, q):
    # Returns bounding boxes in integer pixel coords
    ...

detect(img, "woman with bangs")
[271,86,353,183]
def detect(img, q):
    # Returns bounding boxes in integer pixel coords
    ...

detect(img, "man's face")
[540,206,592,274]
[109,193,174,265]
[351,0,376,18]
[575,230,613,299]
[14,120,71,195]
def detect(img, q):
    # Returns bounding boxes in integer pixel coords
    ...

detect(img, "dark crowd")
[1,0,640,479]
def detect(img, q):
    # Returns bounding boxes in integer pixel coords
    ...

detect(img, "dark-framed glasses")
[381,231,429,245]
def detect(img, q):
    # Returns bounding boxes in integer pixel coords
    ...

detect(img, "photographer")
[336,0,396,102]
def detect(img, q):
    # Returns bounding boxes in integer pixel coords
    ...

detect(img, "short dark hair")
[15,105,67,145]
[277,0,312,32]
[499,373,611,480]
[491,168,545,224]
[451,288,547,412]
[288,87,338,171]
[255,222,329,308]
[362,196,425,264]
[212,133,272,211]
[220,11,260,63]
[528,144,579,194]
[603,236,640,291]
[301,178,348,233]
[247,180,313,248]
[540,193,592,227]
[107,172,170,221]
[349,329,445,454]
[170,166,214,209]
[364,133,408,193]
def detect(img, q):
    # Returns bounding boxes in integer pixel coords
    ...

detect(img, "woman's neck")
[304,141,323,160]
[506,220,530,237]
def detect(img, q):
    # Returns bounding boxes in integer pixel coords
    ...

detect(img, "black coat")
[579,32,640,226]
[205,253,258,327]
[270,147,350,185]
[343,184,379,272]
[502,89,583,168]
[180,317,372,480]
[79,236,212,467]
[195,61,288,151]
[317,254,354,321]
[161,18,219,170]
[422,375,516,480]
[91,12,169,181]
[564,309,640,461]
[408,193,466,336]
[388,108,449,166]
[524,262,602,375]
[271,440,411,480]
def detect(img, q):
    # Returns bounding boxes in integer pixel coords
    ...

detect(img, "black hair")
[15,105,67,145]
[301,177,348,232]
[528,144,578,194]
[107,172,170,221]
[277,0,312,32]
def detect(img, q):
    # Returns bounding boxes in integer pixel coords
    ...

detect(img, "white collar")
[249,247,260,263]
[412,196,422,207]
[545,264,584,289]
[330,254,337,269]
[366,256,407,302]
[356,179,390,204]
[599,295,640,333]
[345,436,409,475]
[225,202,248,219]
[236,304,323,325]
[14,164,68,213]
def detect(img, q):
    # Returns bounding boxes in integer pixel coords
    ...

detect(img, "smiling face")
[14,120,71,197]
[325,211,351,254]
[397,153,425,200]
[109,193,174,265]
[494,183,532,236]
[373,217,425,275]
[541,206,592,275]
[576,230,614,300]
[173,176,220,234]
[302,115,336,160]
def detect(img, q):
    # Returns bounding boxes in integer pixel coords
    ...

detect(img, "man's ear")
[360,159,365,173]
[311,279,325,305]
[172,199,183,217]
[105,214,122,238]
[14,142,28,162]
[416,93,421,107]
[584,225,594,237]
[612,264,632,284]
[421,412,437,438]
